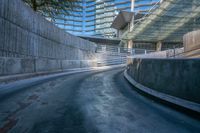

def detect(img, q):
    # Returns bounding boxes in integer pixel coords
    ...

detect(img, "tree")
[23,0,79,19]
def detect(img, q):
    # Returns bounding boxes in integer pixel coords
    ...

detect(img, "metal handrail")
[167,47,200,58]
[97,45,155,54]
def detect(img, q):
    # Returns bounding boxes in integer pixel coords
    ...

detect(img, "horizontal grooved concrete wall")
[0,0,97,76]
[0,0,96,59]
[127,58,200,104]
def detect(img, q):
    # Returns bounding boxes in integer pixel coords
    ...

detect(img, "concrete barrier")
[35,59,61,72]
[0,57,97,76]
[0,57,35,75]
[0,0,97,76]
[125,58,200,112]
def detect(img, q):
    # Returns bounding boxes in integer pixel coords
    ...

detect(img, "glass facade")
[54,0,159,38]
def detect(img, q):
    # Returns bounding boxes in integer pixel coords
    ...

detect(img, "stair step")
[183,48,200,57]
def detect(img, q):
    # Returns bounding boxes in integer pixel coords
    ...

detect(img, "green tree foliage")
[23,0,79,18]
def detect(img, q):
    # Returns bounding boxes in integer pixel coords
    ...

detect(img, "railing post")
[118,47,120,54]
[132,49,135,55]
[173,46,176,58]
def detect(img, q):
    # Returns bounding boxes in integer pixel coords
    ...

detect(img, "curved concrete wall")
[0,0,97,76]
[126,58,200,104]
[183,30,200,52]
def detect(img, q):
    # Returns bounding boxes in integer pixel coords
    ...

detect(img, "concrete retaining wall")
[126,58,200,104]
[0,0,97,75]
[0,57,97,75]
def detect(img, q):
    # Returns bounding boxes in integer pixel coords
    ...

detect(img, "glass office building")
[54,0,159,38]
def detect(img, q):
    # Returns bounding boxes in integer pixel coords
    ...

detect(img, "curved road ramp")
[0,65,200,133]
[0,0,200,133]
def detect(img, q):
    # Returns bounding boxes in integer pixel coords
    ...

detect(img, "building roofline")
[111,11,134,30]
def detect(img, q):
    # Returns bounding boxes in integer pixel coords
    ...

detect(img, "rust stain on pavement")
[0,117,18,133]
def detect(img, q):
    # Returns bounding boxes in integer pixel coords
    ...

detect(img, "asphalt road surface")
[0,67,200,133]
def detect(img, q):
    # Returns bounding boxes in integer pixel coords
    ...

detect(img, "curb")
[124,70,200,113]
[0,65,126,83]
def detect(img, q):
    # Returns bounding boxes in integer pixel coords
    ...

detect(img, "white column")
[130,0,135,31]
[118,47,120,54]
[131,0,135,12]
[156,41,162,51]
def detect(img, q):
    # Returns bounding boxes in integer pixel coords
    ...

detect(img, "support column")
[128,40,133,49]
[156,41,162,51]
[127,40,134,54]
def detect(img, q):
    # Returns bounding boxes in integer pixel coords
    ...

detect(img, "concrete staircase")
[96,45,128,66]
[96,53,127,66]
[95,45,155,66]
[183,48,200,58]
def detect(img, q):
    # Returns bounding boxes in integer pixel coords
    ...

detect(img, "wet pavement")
[0,67,200,133]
